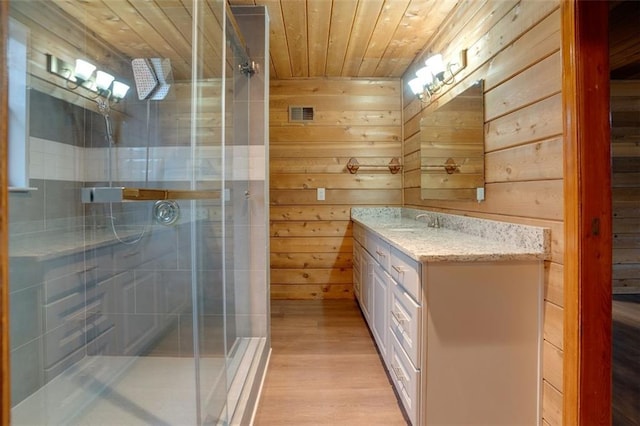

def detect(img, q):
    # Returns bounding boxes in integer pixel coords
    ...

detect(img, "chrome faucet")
[415,213,439,228]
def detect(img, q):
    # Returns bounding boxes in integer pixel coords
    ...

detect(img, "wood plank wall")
[401,1,563,424]
[269,78,402,299]
[611,81,640,294]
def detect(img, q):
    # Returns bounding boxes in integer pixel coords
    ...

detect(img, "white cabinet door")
[353,242,362,302]
[372,262,389,360]
[359,250,374,322]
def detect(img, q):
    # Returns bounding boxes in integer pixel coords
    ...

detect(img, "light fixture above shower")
[46,54,130,102]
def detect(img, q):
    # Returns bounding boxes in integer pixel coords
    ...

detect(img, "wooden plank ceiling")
[29,0,229,81]
[228,0,458,78]
[17,1,639,80]
[42,0,458,81]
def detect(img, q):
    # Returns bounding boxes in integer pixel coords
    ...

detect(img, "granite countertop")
[9,228,149,261]
[351,207,550,262]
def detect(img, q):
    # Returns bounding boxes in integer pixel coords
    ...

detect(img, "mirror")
[420,80,484,201]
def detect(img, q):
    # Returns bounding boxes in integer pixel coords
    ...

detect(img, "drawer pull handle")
[392,365,405,383]
[392,310,408,324]
[375,250,386,257]
[123,251,140,258]
[391,264,405,274]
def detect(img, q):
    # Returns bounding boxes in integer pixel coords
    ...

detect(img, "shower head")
[131,58,173,101]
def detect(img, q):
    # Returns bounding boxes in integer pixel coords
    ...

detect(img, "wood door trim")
[1,0,11,423]
[562,1,612,424]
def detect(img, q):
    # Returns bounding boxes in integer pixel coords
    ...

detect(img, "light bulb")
[74,59,96,82]
[95,71,115,91]
[112,81,130,100]
[425,54,445,81]
[408,77,425,96]
[415,66,433,83]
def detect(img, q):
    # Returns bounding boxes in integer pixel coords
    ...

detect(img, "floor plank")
[254,299,409,425]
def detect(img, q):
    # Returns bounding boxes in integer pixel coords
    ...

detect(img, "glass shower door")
[6,1,267,425]
[195,10,256,424]
[222,14,253,422]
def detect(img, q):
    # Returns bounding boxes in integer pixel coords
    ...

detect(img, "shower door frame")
[1,0,10,421]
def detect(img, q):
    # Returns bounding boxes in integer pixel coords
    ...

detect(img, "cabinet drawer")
[43,319,85,368]
[366,233,390,272]
[390,279,421,367]
[389,332,420,426]
[389,247,421,302]
[353,222,366,245]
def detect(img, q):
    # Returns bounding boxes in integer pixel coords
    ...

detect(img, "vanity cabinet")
[352,219,543,426]
[353,222,422,425]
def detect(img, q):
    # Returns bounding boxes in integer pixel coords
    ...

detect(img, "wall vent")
[289,106,314,122]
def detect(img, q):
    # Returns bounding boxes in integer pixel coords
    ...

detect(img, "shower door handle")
[81,187,221,203]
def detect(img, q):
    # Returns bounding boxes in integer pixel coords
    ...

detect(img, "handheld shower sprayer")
[96,97,115,146]
[87,58,175,247]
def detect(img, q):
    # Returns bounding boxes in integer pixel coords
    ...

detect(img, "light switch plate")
[317,187,325,201]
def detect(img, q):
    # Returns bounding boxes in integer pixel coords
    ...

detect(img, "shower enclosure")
[6,1,269,424]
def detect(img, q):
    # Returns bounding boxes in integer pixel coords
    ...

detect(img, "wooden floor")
[613,294,640,426]
[254,296,640,426]
[254,299,409,425]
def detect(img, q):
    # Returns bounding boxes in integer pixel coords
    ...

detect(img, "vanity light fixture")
[408,49,467,102]
[46,53,130,102]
